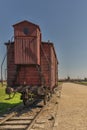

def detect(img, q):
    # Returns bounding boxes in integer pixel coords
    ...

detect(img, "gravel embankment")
[57,83,87,130]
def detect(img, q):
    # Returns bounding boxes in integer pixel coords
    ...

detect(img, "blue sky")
[0,0,87,79]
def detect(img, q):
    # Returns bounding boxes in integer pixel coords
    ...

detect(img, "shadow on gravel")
[16,99,43,116]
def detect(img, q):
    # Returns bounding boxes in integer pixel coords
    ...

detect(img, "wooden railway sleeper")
[0,112,17,125]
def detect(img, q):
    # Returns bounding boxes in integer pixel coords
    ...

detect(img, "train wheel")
[43,92,51,105]
[23,99,29,106]
[21,88,29,106]
[43,95,46,105]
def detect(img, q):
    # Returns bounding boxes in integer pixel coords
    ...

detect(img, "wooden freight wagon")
[5,20,58,105]
[41,42,58,90]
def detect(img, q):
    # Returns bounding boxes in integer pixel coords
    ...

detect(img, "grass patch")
[0,84,22,115]
[73,81,87,86]
[81,81,87,84]
[58,81,63,85]
[78,81,87,86]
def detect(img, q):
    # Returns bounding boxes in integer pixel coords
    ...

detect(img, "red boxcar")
[5,20,58,105]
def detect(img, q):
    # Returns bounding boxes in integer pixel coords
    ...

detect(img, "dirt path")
[57,83,87,130]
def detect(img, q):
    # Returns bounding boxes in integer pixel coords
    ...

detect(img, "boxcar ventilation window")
[23,27,29,35]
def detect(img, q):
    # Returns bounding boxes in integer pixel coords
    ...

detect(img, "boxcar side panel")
[40,43,51,87]
[55,58,58,85]
[50,45,58,89]
[41,42,58,90]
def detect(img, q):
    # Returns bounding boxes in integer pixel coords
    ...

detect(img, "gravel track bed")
[58,83,87,130]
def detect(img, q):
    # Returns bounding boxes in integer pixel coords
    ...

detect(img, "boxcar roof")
[42,41,59,64]
[13,20,41,32]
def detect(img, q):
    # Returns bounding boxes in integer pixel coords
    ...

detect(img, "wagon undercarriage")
[5,85,52,105]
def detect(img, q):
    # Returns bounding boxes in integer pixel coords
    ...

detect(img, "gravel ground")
[57,83,87,130]
[2,83,87,130]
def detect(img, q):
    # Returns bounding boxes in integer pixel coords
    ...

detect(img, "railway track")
[0,87,60,130]
[0,100,46,130]
[0,99,58,130]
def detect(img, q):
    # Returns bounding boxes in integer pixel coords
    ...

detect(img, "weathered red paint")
[41,42,58,90]
[13,21,41,65]
[5,20,58,91]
